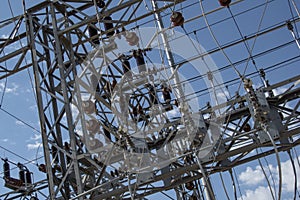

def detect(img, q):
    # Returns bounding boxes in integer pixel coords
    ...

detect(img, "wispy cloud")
[29,104,37,110]
[15,120,25,126]
[27,134,42,150]
[27,141,42,150]
[0,82,19,95]
[30,134,41,141]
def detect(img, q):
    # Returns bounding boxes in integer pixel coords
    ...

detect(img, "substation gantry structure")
[0,0,300,199]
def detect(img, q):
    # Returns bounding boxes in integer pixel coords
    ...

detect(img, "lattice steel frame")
[0,0,300,199]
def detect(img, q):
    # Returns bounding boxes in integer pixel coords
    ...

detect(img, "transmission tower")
[0,0,300,199]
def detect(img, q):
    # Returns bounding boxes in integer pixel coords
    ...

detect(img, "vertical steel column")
[41,23,70,199]
[151,0,185,100]
[151,1,216,199]
[26,13,56,199]
[196,157,215,200]
[151,2,187,199]
[151,1,187,199]
[49,3,84,199]
[63,4,87,199]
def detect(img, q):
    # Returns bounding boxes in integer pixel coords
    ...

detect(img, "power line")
[0,145,31,163]
[0,107,40,134]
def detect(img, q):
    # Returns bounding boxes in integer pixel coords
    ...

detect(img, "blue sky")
[0,0,300,199]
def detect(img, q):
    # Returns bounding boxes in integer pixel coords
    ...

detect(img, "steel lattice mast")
[0,0,300,199]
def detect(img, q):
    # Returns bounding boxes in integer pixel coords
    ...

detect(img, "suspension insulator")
[170,12,184,27]
[259,69,266,79]
[125,32,139,46]
[104,16,115,37]
[185,181,194,190]
[286,20,294,31]
[122,59,131,74]
[88,24,100,45]
[86,119,100,134]
[219,0,231,7]
[110,171,114,177]
[38,164,46,173]
[151,134,156,141]
[149,85,158,105]
[133,50,146,73]
[64,142,71,164]
[26,170,32,184]
[243,123,251,132]
[64,142,70,152]
[114,169,119,177]
[19,170,25,183]
[162,86,172,104]
[3,160,10,178]
[82,100,95,114]
[96,0,105,8]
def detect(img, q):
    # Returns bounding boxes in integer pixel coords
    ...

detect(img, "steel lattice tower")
[0,0,300,199]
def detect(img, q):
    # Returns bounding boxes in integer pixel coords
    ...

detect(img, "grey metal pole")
[150,0,186,101]
[50,3,84,199]
[151,1,216,200]
[26,13,56,199]
[195,153,215,200]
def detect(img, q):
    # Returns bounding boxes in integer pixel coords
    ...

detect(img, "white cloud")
[26,133,42,143]
[238,156,300,199]
[27,141,42,150]
[29,104,37,110]
[1,138,8,142]
[15,120,25,126]
[239,166,265,185]
[30,134,41,141]
[280,157,300,192]
[0,82,19,95]
[238,186,273,200]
